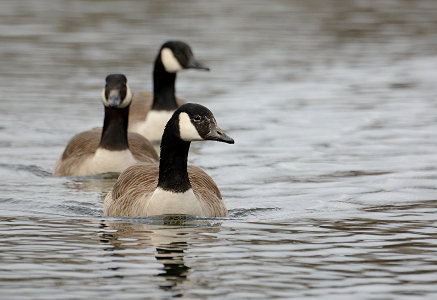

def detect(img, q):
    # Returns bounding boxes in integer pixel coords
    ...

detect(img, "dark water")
[1,0,437,299]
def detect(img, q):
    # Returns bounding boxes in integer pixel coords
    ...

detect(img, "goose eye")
[193,115,201,122]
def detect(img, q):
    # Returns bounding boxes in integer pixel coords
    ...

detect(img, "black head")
[101,74,132,108]
[159,41,210,73]
[172,103,234,144]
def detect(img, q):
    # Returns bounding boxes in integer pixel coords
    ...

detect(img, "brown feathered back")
[53,128,101,177]
[128,132,159,162]
[104,163,227,217]
[128,91,153,128]
[60,127,101,161]
[53,128,158,177]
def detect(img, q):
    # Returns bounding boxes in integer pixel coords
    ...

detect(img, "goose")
[128,41,209,143]
[53,74,159,177]
[104,103,234,217]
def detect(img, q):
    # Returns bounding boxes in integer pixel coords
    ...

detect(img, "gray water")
[1,0,437,299]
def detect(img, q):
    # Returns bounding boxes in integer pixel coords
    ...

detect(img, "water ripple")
[1,0,437,299]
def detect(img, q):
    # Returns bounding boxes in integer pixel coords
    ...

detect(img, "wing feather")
[188,166,227,217]
[128,91,153,127]
[104,163,159,216]
[53,128,158,177]
[53,128,100,176]
[104,163,227,217]
[128,132,159,162]
[61,128,101,160]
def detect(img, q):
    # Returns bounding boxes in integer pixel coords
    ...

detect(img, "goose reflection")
[155,240,190,292]
[62,173,119,194]
[99,217,220,294]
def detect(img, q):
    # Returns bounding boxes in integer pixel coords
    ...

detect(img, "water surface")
[1,0,437,299]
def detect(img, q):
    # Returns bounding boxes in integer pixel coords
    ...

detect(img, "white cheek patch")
[118,84,132,108]
[100,85,132,108]
[161,48,183,73]
[178,112,202,141]
[101,88,108,106]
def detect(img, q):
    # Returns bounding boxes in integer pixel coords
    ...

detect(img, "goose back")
[53,128,158,177]
[103,163,226,217]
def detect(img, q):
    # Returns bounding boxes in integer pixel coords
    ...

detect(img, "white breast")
[145,188,204,216]
[131,110,174,142]
[86,148,137,175]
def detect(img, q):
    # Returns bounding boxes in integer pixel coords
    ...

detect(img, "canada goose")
[128,41,209,143]
[53,74,159,177]
[104,103,234,217]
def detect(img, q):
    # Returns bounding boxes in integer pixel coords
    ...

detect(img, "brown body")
[103,163,228,217]
[53,128,158,177]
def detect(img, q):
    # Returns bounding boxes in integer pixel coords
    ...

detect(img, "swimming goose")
[53,74,158,177]
[128,41,209,143]
[104,103,234,217]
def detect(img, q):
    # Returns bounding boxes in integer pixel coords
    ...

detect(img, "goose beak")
[187,58,210,71]
[206,123,234,144]
[107,90,121,107]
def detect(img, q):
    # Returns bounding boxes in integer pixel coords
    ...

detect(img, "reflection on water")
[63,174,120,201]
[1,0,437,298]
[99,219,221,298]
[1,215,436,299]
[156,245,190,294]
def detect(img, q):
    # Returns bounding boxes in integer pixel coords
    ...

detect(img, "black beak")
[187,58,210,71]
[107,90,121,107]
[206,122,234,144]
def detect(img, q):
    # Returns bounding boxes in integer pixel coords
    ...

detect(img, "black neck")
[157,123,191,193]
[152,58,179,111]
[99,106,129,151]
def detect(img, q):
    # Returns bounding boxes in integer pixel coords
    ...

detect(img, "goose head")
[101,74,132,109]
[159,41,210,73]
[174,103,234,144]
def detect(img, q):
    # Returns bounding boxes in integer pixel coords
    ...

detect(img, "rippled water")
[1,0,437,299]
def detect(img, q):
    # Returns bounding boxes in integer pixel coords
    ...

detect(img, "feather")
[103,163,227,217]
[53,128,157,177]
